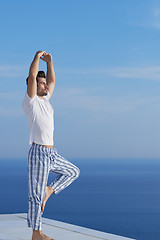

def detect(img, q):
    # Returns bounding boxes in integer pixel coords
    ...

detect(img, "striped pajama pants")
[27,142,80,230]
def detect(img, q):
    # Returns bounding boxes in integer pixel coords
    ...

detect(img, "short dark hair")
[26,71,46,85]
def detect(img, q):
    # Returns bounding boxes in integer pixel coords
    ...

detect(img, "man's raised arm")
[41,52,55,99]
[27,51,45,99]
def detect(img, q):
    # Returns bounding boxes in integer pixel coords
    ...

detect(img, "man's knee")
[74,166,80,179]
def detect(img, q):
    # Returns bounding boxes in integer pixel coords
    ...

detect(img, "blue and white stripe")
[27,142,80,230]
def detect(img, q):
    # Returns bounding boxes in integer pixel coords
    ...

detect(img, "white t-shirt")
[22,91,54,146]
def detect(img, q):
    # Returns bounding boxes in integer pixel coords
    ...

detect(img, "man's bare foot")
[41,186,54,213]
[32,230,54,240]
[41,231,54,240]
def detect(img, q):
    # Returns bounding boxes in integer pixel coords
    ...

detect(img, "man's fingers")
[39,52,52,62]
[43,52,48,56]
[40,56,46,61]
[41,51,46,56]
[36,50,46,57]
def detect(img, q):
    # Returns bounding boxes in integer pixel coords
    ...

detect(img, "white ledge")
[0,213,136,240]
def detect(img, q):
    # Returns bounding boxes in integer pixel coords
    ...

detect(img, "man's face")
[37,77,48,96]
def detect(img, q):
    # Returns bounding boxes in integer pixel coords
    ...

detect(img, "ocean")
[0,157,160,240]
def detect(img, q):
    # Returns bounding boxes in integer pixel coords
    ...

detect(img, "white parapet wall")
[0,213,136,240]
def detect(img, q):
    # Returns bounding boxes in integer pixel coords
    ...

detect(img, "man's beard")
[37,90,48,96]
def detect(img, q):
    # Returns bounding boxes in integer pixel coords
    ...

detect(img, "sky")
[0,0,160,160]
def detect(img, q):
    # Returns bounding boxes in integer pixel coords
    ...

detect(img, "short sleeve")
[22,92,37,114]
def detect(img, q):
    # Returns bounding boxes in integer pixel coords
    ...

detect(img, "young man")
[22,51,80,240]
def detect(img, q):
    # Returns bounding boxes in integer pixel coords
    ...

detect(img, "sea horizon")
[0,157,160,240]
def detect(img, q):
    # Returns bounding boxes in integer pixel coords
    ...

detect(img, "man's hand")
[35,50,46,58]
[40,52,52,63]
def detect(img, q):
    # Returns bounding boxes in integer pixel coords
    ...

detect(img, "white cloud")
[1,87,159,119]
[0,91,24,100]
[57,66,160,81]
[0,107,23,117]
[0,65,26,77]
[0,90,25,117]
[1,63,160,82]
[133,7,160,30]
[52,87,160,124]
[152,8,160,29]
[104,66,160,81]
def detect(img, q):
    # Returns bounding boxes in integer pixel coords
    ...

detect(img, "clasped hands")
[36,50,52,63]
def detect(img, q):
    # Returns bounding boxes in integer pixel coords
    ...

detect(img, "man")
[22,50,80,240]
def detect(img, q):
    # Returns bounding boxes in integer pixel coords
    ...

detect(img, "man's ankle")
[33,229,42,233]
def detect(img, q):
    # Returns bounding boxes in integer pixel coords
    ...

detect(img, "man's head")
[26,71,48,97]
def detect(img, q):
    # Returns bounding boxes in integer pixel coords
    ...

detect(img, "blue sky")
[0,0,160,160]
